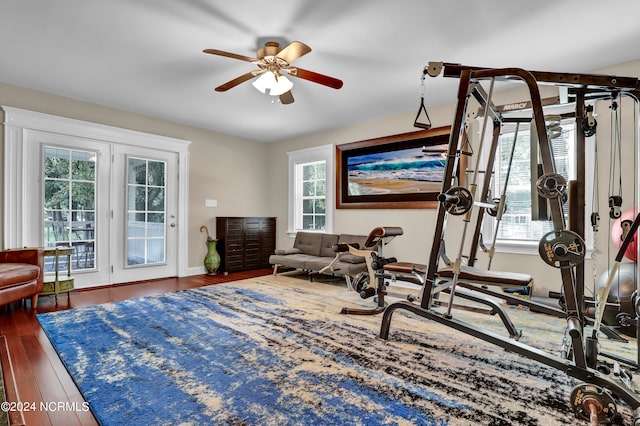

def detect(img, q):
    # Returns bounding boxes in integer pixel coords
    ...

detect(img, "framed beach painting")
[336,126,451,209]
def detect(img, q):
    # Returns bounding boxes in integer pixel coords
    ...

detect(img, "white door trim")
[2,106,191,281]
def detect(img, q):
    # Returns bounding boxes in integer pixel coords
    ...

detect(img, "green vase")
[204,239,221,275]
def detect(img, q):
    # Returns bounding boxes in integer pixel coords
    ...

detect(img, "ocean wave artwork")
[348,147,445,181]
[347,146,446,195]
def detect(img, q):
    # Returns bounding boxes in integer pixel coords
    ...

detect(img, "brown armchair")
[0,248,44,309]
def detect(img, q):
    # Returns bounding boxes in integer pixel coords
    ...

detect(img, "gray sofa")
[269,232,368,284]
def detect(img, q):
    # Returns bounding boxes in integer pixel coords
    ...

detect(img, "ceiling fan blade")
[290,67,343,89]
[279,91,294,104]
[215,71,257,92]
[203,49,256,62]
[276,41,311,64]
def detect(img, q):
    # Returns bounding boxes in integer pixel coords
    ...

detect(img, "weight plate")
[440,186,473,216]
[570,384,618,423]
[536,173,567,199]
[538,229,586,269]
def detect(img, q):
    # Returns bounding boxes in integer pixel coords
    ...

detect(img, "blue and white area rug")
[38,275,612,425]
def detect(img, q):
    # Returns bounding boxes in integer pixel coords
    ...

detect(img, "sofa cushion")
[0,263,40,289]
[269,253,319,270]
[334,261,368,276]
[293,232,324,256]
[319,234,339,257]
[336,234,369,263]
[304,257,335,272]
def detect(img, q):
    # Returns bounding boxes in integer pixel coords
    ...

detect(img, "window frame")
[287,144,334,236]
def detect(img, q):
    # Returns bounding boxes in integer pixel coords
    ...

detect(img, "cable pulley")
[619,218,634,241]
[486,197,504,217]
[590,212,600,232]
[438,186,473,216]
[536,173,567,199]
[538,229,586,269]
[609,195,623,219]
[581,105,598,137]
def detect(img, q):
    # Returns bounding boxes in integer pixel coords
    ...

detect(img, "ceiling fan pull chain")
[414,68,432,129]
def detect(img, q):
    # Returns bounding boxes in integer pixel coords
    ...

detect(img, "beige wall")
[0,82,271,270]
[2,58,639,295]
[267,59,640,298]
[266,103,456,267]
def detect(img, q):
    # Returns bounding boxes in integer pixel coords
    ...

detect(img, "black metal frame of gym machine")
[379,63,640,422]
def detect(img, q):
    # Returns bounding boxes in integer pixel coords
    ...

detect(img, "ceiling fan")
[203,40,343,104]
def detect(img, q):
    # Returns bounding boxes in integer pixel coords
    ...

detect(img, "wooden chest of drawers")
[216,217,276,272]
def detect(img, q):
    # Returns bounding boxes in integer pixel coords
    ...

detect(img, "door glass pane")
[43,147,96,272]
[126,157,166,266]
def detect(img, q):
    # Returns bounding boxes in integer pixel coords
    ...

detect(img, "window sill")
[493,239,593,259]
[286,229,328,238]
[493,240,540,256]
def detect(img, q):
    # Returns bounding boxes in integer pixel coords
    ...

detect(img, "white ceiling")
[2,0,640,142]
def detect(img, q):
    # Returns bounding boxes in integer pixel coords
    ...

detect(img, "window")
[287,145,334,235]
[298,161,326,230]
[43,147,96,271]
[482,104,594,253]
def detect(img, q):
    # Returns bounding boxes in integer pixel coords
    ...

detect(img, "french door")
[31,134,178,287]
[111,145,178,283]
[5,107,188,289]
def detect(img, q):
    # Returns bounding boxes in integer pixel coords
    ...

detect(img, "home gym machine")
[380,62,640,425]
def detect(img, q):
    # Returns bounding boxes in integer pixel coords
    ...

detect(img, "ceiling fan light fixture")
[205,40,343,103]
[251,71,275,93]
[270,74,293,96]
[252,71,293,96]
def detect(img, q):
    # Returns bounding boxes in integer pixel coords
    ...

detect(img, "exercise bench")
[338,226,404,315]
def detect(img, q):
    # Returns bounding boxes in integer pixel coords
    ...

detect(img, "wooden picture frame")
[336,126,452,209]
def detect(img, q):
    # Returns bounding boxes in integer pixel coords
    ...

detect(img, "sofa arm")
[0,248,44,282]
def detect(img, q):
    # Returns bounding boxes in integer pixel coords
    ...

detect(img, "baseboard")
[184,266,207,277]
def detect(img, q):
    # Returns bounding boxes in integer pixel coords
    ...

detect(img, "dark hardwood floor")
[0,269,273,426]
